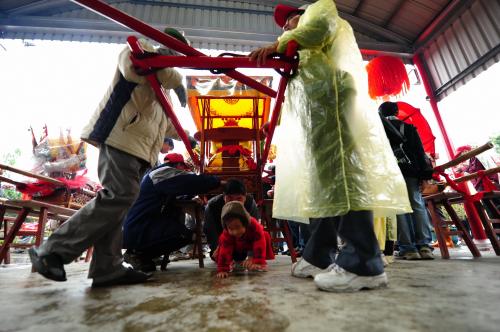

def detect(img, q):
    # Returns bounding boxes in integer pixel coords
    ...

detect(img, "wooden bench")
[424,192,481,259]
[172,199,205,268]
[260,199,297,263]
[0,198,76,265]
[428,143,500,258]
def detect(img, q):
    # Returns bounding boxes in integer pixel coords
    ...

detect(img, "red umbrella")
[396,101,436,157]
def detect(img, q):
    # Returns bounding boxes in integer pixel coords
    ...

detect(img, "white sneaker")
[291,258,329,278]
[314,264,388,292]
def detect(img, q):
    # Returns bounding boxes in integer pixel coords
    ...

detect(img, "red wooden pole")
[131,55,291,71]
[261,41,298,170]
[413,53,487,241]
[412,54,454,160]
[72,0,276,97]
[128,36,200,165]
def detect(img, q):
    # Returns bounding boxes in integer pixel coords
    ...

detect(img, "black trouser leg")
[204,220,222,253]
[335,210,384,276]
[139,235,193,260]
[383,240,394,256]
[302,217,339,269]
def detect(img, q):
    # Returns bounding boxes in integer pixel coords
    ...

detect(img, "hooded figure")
[271,0,411,221]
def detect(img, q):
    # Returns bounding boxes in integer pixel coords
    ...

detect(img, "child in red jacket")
[216,201,274,278]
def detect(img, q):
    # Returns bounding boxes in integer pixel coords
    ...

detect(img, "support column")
[413,53,487,242]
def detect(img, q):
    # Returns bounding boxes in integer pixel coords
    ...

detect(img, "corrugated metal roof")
[419,0,500,100]
[1,0,499,100]
[0,0,419,54]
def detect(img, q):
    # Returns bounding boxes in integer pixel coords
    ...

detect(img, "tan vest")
[81,40,182,165]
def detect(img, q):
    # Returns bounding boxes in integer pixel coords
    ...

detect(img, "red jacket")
[217,217,275,272]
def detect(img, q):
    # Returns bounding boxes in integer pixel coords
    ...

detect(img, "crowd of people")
[26,0,498,292]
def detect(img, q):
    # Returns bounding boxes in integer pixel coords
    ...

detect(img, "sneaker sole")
[315,273,388,292]
[291,262,324,278]
[28,248,67,282]
[419,255,435,260]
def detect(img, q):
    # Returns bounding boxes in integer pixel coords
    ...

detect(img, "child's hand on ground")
[242,259,267,271]
[251,264,268,272]
[241,258,254,270]
[216,271,229,279]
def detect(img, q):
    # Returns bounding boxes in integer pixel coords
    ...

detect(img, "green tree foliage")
[1,148,22,166]
[490,134,500,154]
[0,148,23,199]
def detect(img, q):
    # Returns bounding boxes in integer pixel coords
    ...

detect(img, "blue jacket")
[123,164,220,250]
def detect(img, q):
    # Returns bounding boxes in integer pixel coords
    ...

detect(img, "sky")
[0,38,499,181]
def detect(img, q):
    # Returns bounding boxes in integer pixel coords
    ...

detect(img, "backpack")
[382,116,412,167]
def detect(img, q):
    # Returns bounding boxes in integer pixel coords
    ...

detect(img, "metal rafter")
[0,14,414,55]
[4,0,71,16]
[352,0,366,16]
[414,0,475,50]
[339,11,411,45]
[382,0,406,28]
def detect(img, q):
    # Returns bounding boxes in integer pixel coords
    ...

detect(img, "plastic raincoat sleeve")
[277,2,335,52]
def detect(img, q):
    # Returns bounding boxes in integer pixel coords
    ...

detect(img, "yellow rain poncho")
[272,0,411,222]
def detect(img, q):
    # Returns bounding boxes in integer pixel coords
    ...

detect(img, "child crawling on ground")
[216,201,275,278]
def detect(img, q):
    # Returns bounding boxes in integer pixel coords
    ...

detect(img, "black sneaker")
[91,268,152,288]
[124,251,157,272]
[28,247,67,282]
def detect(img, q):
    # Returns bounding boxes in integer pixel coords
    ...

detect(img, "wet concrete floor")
[1,249,500,332]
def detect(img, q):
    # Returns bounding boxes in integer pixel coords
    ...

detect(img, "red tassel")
[366,56,410,99]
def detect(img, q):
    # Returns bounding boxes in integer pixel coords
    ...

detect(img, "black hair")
[188,136,197,149]
[164,138,174,149]
[223,178,246,195]
[378,102,399,117]
[222,212,249,228]
[286,9,305,21]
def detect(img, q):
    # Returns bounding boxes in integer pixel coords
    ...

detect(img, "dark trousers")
[138,236,193,260]
[204,219,222,253]
[302,210,384,276]
[289,221,311,250]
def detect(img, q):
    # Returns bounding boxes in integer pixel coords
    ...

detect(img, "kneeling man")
[123,153,220,271]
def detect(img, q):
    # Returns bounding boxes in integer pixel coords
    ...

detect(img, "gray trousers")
[39,145,149,280]
[302,210,384,276]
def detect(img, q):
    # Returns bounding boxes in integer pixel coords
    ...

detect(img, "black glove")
[174,85,187,107]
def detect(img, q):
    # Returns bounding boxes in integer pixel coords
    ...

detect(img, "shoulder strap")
[381,115,407,143]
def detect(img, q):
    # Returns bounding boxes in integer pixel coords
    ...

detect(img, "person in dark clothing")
[379,101,435,260]
[123,153,221,271]
[203,179,260,257]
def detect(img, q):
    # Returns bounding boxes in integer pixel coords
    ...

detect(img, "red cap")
[274,4,304,28]
[454,145,472,159]
[164,153,185,164]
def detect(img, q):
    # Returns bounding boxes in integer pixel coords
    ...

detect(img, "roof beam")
[353,0,366,16]
[0,14,413,55]
[382,0,405,28]
[124,0,273,16]
[5,0,70,16]
[338,11,411,45]
[0,15,277,43]
[414,0,475,50]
